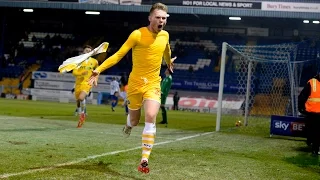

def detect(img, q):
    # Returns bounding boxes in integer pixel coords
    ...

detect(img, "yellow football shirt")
[95,27,172,86]
[72,57,98,85]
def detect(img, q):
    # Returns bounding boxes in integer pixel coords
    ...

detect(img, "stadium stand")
[0,8,320,104]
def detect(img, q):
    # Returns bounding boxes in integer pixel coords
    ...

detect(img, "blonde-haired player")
[73,45,98,128]
[89,2,176,173]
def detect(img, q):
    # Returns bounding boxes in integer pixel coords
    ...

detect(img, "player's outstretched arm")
[88,30,140,86]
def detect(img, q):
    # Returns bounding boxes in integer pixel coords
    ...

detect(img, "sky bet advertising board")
[270,115,306,138]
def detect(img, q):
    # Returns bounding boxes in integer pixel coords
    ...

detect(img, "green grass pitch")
[0,99,319,179]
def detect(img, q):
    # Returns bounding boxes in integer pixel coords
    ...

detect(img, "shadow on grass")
[221,126,270,137]
[60,161,144,180]
[158,126,213,134]
[0,127,66,132]
[266,135,307,142]
[183,126,214,132]
[284,153,320,174]
[7,141,28,145]
[294,146,312,153]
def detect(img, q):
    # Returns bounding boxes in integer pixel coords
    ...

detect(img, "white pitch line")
[65,128,179,140]
[176,132,213,141]
[0,132,213,179]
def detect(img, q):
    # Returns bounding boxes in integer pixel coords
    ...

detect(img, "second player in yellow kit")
[73,57,98,99]
[89,2,176,173]
[73,45,99,128]
[72,57,98,99]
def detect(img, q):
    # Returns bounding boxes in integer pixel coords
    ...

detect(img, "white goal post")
[215,42,311,131]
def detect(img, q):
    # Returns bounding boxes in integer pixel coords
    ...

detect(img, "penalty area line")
[0,132,213,179]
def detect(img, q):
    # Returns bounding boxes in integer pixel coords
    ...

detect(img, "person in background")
[160,69,172,124]
[173,91,180,110]
[110,77,120,112]
[298,73,320,156]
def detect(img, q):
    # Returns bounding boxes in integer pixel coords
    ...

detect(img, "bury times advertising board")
[77,0,320,13]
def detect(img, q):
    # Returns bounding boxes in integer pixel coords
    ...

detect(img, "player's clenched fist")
[168,56,177,73]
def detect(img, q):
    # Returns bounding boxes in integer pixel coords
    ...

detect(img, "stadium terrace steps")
[20,32,75,48]
[170,40,218,52]
[174,59,211,71]
[0,64,40,95]
[0,78,19,94]
[24,64,41,91]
